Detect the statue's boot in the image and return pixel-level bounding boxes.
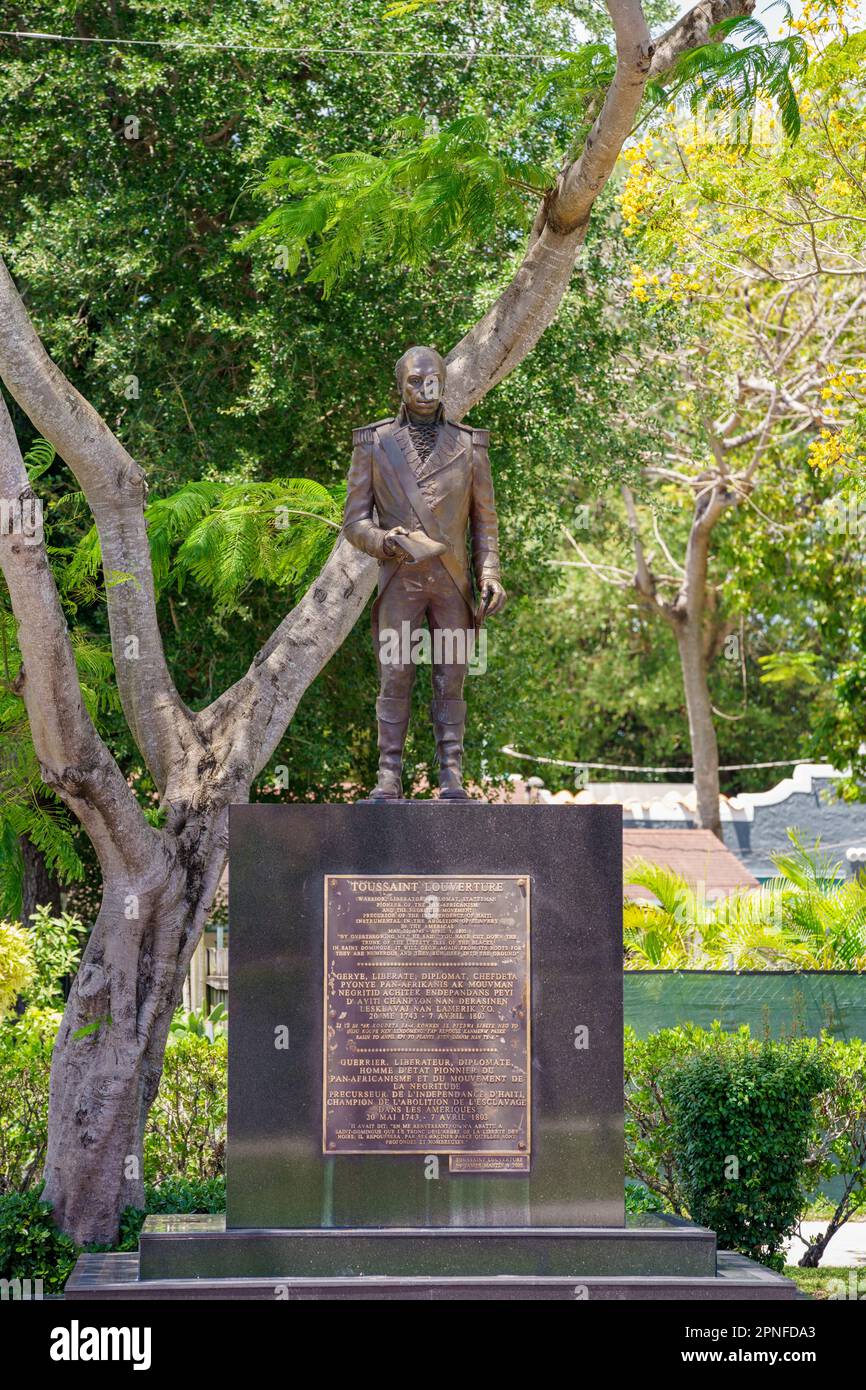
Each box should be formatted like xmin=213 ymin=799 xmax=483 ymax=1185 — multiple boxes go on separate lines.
xmin=368 ymin=696 xmax=410 ymax=800
xmin=431 ymin=698 xmax=471 ymax=800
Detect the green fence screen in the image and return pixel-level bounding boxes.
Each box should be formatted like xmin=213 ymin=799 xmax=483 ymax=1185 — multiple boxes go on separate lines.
xmin=624 ymin=970 xmax=866 ymax=1041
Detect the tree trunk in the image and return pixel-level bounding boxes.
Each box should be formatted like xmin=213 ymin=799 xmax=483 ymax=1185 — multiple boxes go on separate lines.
xmin=20 ymin=831 xmax=63 ymax=924
xmin=798 ymin=1200 xmax=855 ymax=1268
xmin=41 ymin=810 xmax=230 ymax=1244
xmin=798 ymin=1237 xmax=828 ymax=1269
xmin=625 ymin=481 xmax=727 ymax=842
xmin=673 ymin=616 xmax=723 ymax=840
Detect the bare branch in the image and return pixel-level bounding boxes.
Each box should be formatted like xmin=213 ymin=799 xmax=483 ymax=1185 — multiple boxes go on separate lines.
xmin=651 ymin=509 xmax=686 ymax=575
xmin=0 ymin=257 xmax=193 ymax=792
xmin=622 ymin=483 xmax=661 ymax=604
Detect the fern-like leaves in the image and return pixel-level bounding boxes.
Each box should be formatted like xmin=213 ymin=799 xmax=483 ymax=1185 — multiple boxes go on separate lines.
xmin=238 ymin=114 xmax=554 ymax=296
xmin=66 ymin=477 xmax=345 ymax=610
xmin=649 ymin=17 xmax=808 ymax=143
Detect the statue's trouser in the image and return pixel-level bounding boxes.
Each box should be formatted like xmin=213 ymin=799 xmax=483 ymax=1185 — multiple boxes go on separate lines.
xmin=373 ymin=559 xmax=473 ymax=797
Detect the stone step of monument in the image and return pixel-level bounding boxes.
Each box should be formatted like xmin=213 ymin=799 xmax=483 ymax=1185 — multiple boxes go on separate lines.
xmin=136 ymin=1213 xmax=718 ymax=1281
xmin=65 ymin=1250 xmax=802 ymax=1300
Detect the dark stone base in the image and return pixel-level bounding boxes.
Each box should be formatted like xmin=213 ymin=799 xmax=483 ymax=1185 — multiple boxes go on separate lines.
xmin=137 ymin=1213 xmax=715 ymax=1281
xmin=227 ymin=803 xmax=626 ymax=1230
xmin=65 ymin=1250 xmax=802 ymax=1301
xmin=63 ymin=1213 xmax=801 ymax=1300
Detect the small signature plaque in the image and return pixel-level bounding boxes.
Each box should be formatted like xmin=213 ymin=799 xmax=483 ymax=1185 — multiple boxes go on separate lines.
xmin=449 ymin=1154 xmax=531 ymax=1173
xmin=323 ymin=874 xmax=531 ymax=1160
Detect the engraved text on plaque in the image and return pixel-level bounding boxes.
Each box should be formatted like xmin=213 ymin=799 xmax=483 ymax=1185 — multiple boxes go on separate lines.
xmin=323 ymin=874 xmax=530 ymax=1159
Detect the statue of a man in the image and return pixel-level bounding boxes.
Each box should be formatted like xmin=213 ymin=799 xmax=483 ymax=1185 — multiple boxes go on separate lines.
xmin=343 ymin=346 xmax=506 ymax=801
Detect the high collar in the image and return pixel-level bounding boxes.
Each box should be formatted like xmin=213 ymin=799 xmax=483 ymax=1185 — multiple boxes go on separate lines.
xmin=397 ymin=401 xmax=446 ymax=428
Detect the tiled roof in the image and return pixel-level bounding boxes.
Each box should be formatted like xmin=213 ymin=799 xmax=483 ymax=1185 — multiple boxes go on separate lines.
xmin=623 ymin=828 xmax=759 ymax=900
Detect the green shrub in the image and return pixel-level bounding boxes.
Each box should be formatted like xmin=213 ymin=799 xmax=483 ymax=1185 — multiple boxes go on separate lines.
xmin=0 ymin=1013 xmax=226 ymax=1196
xmin=0 ymin=1190 xmax=78 ymax=1294
xmin=0 ymin=1176 xmax=228 ymax=1290
xmin=24 ymin=906 xmax=86 ymax=1010
xmin=0 ymin=1010 xmax=55 ymax=1194
xmin=169 ymin=1002 xmax=227 ymax=1041
xmin=624 ymin=1022 xmax=739 ymax=1216
xmin=625 ymin=1181 xmax=665 ymax=1214
xmin=144 ymin=1033 xmax=227 ymax=1183
xmin=665 ymin=1037 xmax=832 ymax=1269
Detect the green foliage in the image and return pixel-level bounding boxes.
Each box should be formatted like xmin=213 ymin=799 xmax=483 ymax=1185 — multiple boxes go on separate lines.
xmin=0 ymin=1010 xmax=55 ymax=1194
xmin=0 ymin=1176 xmax=227 ymax=1291
xmin=768 ymin=835 xmax=866 ymax=969
xmin=244 ymin=17 xmax=808 ymax=290
xmin=144 ymin=1033 xmax=227 ymax=1184
xmin=0 ymin=919 xmax=35 ymax=1017
xmin=759 ymin=651 xmax=822 ymax=687
xmin=624 ymin=1023 xmax=701 ymax=1216
xmin=817 ymin=613 xmax=866 ymax=798
xmin=0 ymin=1009 xmax=227 ymax=1287
xmin=0 ymin=603 xmax=107 ymax=918
xmin=804 ymin=1036 xmax=866 ymax=1264
xmin=0 ymin=1013 xmax=227 ymax=1200
xmin=22 ymin=906 xmax=86 ymax=1011
xmin=624 ymin=1180 xmax=666 ymax=1214
xmin=665 ymin=1036 xmax=832 ymax=1268
xmin=242 ymin=114 xmax=554 ymax=295
xmin=70 ymin=478 xmax=344 ymax=609
xmin=0 ymin=1190 xmax=79 ymax=1294
xmin=651 ymin=18 xmax=808 ymax=143
xmin=169 ymin=1001 xmax=228 ymax=1042
xmin=626 ymin=1023 xmax=866 ymax=1268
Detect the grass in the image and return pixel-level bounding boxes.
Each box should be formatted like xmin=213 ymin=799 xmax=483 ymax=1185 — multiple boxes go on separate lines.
xmin=784 ymin=1265 xmax=863 ymax=1299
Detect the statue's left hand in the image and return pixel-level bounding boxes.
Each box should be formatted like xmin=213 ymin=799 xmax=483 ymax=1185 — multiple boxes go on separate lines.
xmin=478 ymin=579 xmax=507 ymax=620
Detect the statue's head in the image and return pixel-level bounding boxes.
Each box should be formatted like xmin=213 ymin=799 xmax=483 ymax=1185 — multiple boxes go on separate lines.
xmin=395 ymin=345 xmax=445 ymax=419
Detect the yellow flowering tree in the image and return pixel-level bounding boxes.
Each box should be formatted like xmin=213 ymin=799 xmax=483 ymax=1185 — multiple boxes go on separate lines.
xmin=573 ymin=7 xmax=866 ymax=834
xmin=0 ymin=919 xmax=36 ymax=1018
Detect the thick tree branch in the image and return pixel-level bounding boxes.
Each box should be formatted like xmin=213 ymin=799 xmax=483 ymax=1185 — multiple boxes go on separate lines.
xmin=443 ymin=0 xmax=754 ymax=414
xmin=0 ymin=258 xmax=192 ymax=792
xmin=552 ymin=0 xmax=654 ymax=234
xmin=0 ymin=393 xmax=158 ymax=879
xmin=649 ymin=0 xmax=755 ymax=78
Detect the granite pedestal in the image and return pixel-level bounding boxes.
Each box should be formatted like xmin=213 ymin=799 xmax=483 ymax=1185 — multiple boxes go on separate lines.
xmin=66 ymin=804 xmax=801 ymax=1300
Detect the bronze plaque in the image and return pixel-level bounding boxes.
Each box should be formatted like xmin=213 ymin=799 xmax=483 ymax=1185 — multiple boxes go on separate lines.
xmin=323 ymin=874 xmax=531 ymax=1158
xmin=449 ymin=1154 xmax=530 ymax=1173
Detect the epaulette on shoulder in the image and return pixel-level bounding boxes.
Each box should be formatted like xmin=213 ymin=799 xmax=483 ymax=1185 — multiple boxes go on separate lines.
xmin=455 ymin=423 xmax=489 ymax=447
xmin=353 ymin=417 xmax=392 ymax=446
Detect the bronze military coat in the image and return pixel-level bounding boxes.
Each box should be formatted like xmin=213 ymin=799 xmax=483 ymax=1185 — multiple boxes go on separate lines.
xmin=342 ymin=404 xmax=501 ymax=613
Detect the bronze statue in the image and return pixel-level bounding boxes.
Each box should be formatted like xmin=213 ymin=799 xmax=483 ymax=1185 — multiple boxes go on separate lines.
xmin=343 ymin=346 xmax=506 ymax=800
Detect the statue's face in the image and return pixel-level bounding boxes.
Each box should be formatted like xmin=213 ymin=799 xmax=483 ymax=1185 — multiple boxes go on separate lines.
xmin=399 ymin=350 xmax=443 ymax=418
